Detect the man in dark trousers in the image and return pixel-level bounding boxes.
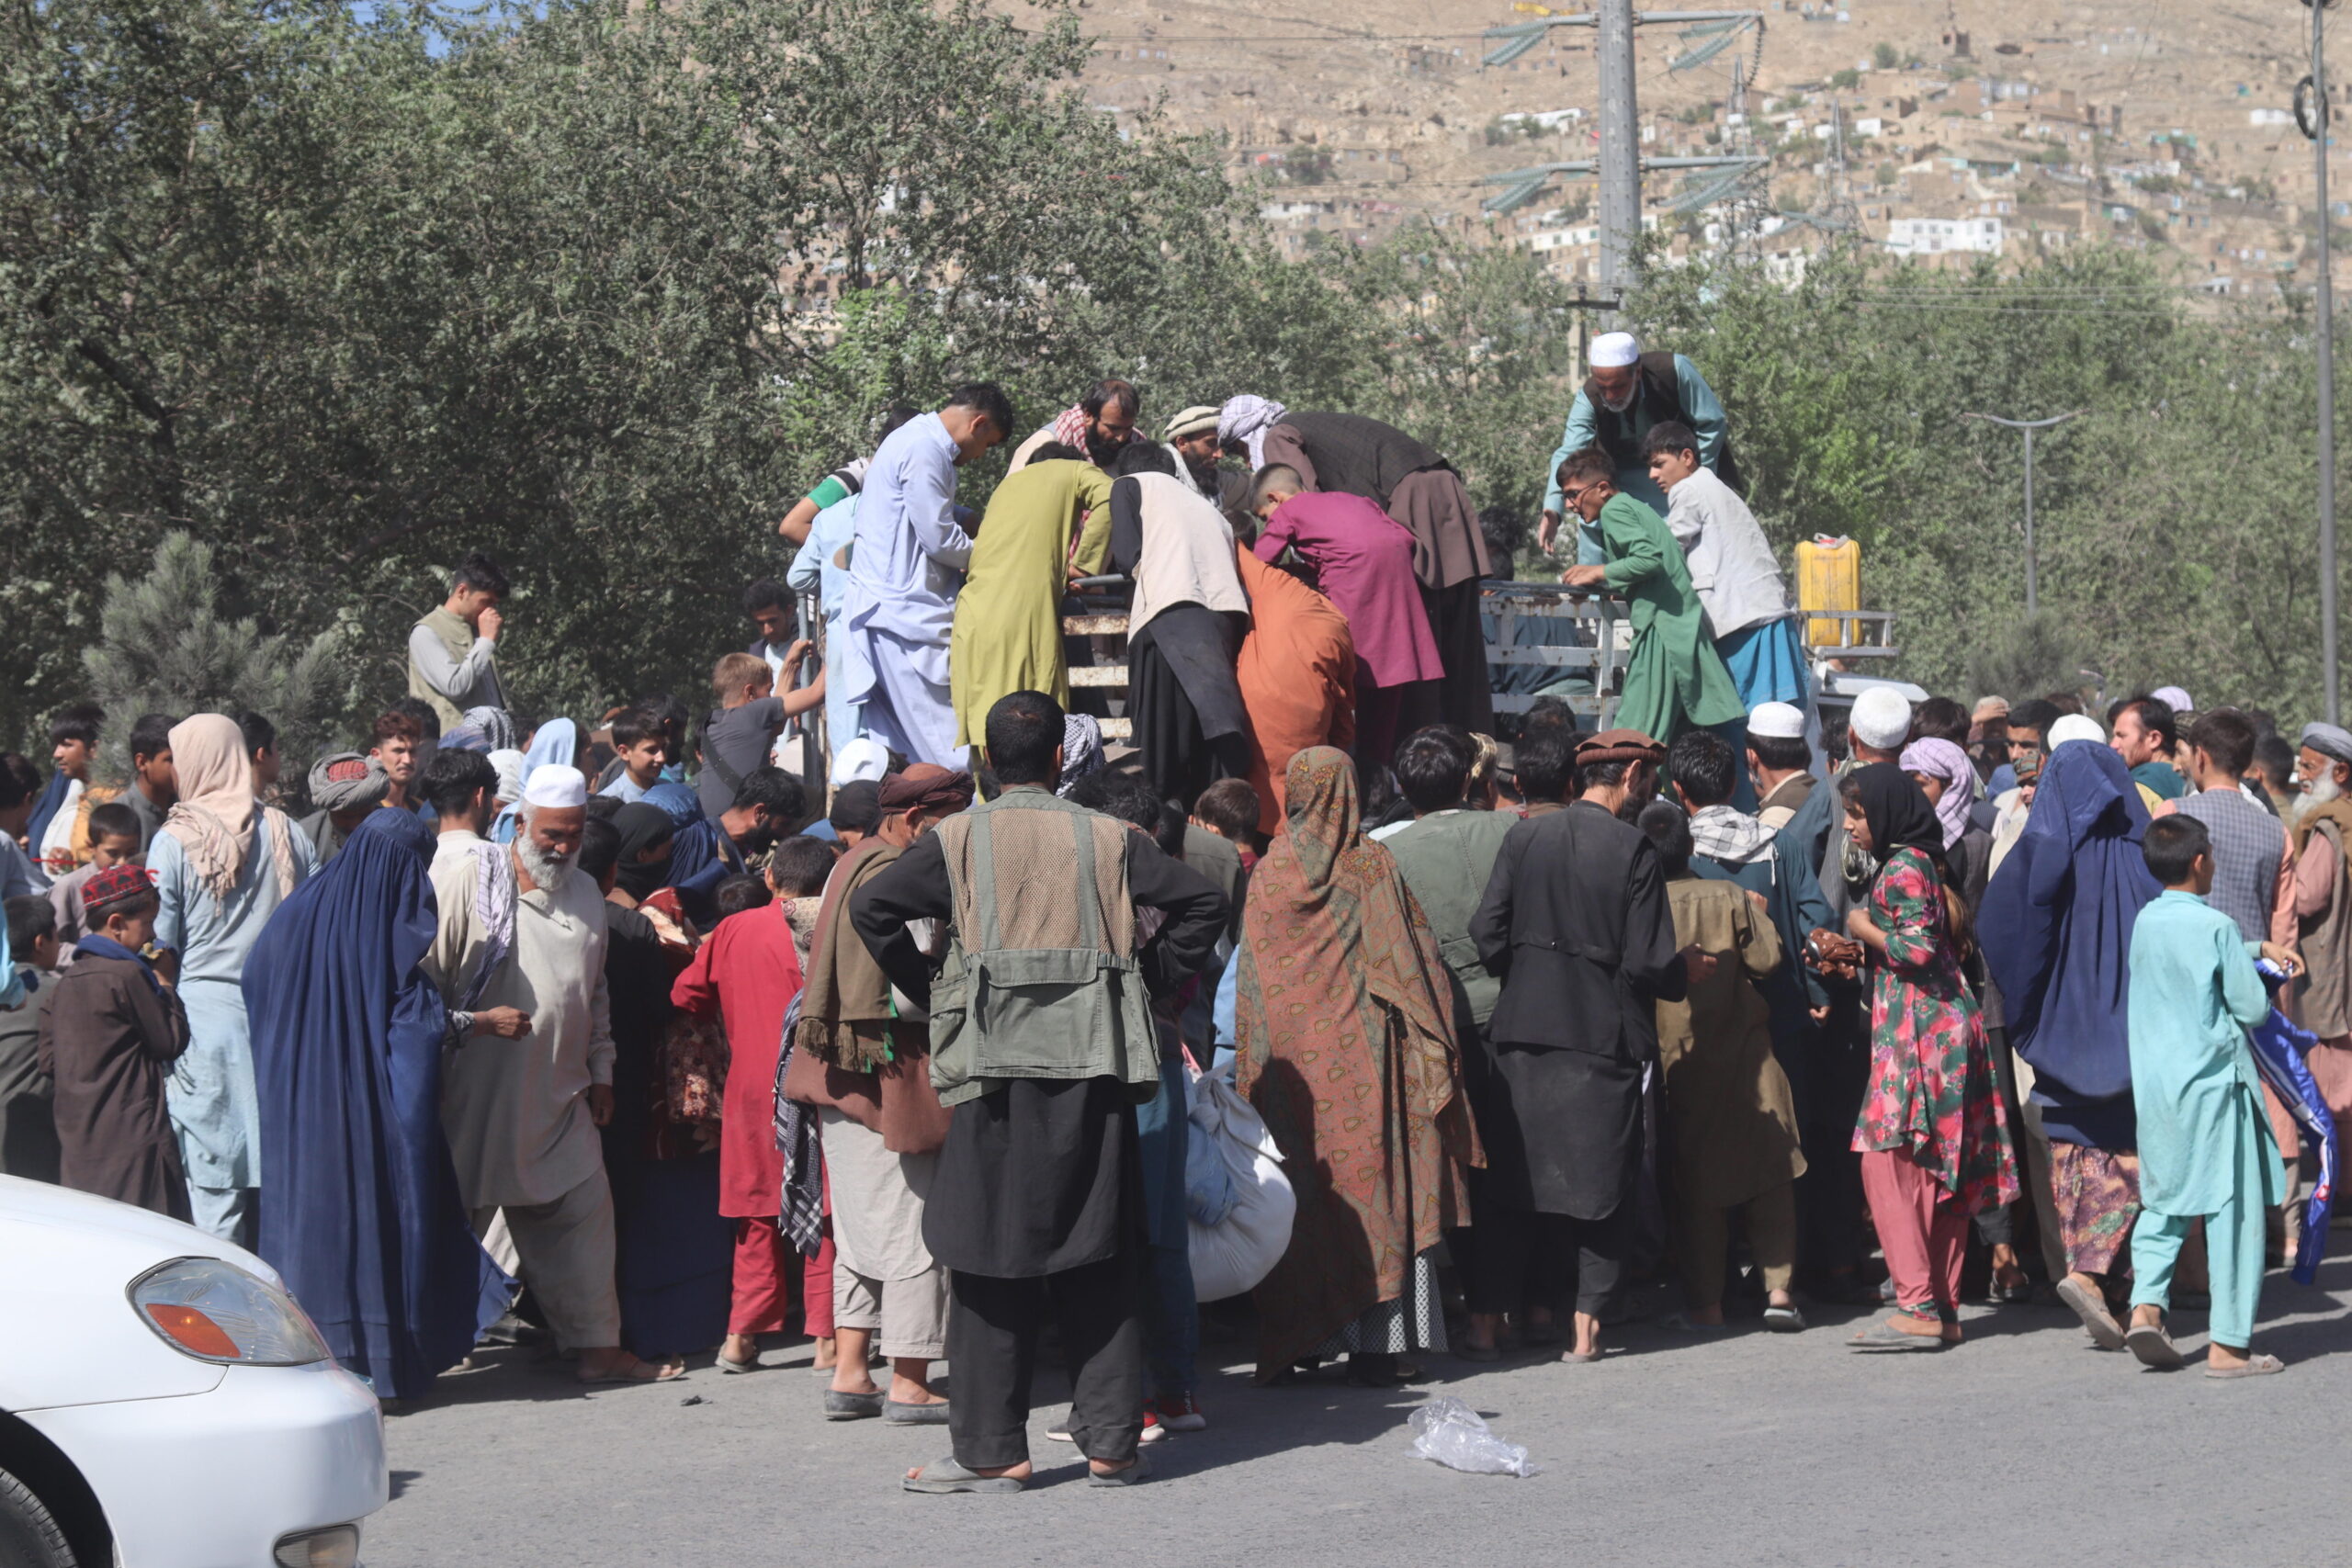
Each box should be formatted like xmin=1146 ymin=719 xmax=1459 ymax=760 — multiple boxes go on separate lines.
xmin=852 ymin=690 xmax=1226 ymax=1494
xmin=1469 ymin=728 xmax=1691 ymax=1363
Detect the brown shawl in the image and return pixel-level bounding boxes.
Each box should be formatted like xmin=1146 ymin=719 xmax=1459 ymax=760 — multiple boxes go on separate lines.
xmin=782 ymin=837 xmax=950 ymax=1153
xmin=791 ymin=839 xmax=905 ymax=1071
xmin=1234 ymin=746 xmax=1479 ymax=1380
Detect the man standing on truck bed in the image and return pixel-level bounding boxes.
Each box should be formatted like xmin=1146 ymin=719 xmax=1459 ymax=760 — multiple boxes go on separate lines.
xmin=1539 ymin=333 xmax=1735 ymax=564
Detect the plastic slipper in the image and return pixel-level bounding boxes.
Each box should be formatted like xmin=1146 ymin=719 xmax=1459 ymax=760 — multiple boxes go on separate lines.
xmin=2205 ymin=1352 xmax=2287 ymax=1380
xmin=1847 ymin=1320 xmax=1946 ymax=1352
xmin=823 ymin=1389 xmax=883 ymax=1420
xmin=903 ymin=1458 xmax=1024 ymax=1495
xmin=2125 ymin=1322 xmax=2185 ymax=1371
xmin=576 ymin=1355 xmax=684 ymax=1385
xmin=2056 ymin=1276 xmax=2127 ymax=1350
xmin=1762 ymin=1305 xmax=1807 ymax=1334
xmin=717 ymin=1354 xmax=759 ymax=1375
xmin=1560 ymin=1347 xmax=1603 ymax=1363
xmin=886 ymin=1399 xmax=952 ymax=1425
xmin=1088 ymin=1457 xmax=1151 ymax=1487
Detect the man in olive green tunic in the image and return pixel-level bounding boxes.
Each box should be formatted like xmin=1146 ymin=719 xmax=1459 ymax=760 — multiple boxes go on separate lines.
xmin=948 ymin=455 xmax=1114 ymax=750
xmin=1555 ymin=447 xmax=1743 ymax=749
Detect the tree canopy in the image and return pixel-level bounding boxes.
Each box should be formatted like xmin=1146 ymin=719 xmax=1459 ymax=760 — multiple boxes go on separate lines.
xmin=3 ymin=0 xmax=2345 ymax=760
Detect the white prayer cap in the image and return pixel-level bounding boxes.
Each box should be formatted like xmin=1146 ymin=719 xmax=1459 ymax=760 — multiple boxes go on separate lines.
xmin=1848 ymin=687 xmax=1913 ymax=751
xmin=1589 ymin=332 xmax=1640 ymax=369
xmin=2152 ymin=685 xmax=2194 ymax=715
xmin=2047 ymin=714 xmax=2106 ymax=749
xmin=1747 ymin=701 xmax=1805 ymax=740
xmin=521 ymin=763 xmax=588 ymax=809
xmin=830 ymin=736 xmax=890 ymax=788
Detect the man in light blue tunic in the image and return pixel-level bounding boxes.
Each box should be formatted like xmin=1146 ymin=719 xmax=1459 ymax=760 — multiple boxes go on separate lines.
xmin=787 ymin=491 xmax=866 ymax=753
xmin=153 ymin=714 xmax=317 ymax=1244
xmin=2123 ymin=813 xmax=2296 ymax=1377
xmin=837 ymin=383 xmax=1014 ymax=766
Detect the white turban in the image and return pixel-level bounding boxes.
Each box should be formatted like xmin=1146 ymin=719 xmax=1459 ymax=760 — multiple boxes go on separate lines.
xmin=2047 ymin=715 xmax=2106 ymax=749
xmin=1848 ymin=687 xmax=1914 ymax=752
xmin=1747 ymin=701 xmax=1806 ymax=740
xmin=521 ymin=763 xmax=588 ymax=809
xmin=1589 ymin=332 xmax=1639 ymax=369
xmin=488 ymin=749 xmax=527 ymax=807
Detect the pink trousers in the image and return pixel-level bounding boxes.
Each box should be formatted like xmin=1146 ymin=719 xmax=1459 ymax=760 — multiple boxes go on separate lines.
xmin=729 ymin=1222 xmax=836 ymax=1339
xmin=1860 ymin=1150 xmax=1966 ymax=1319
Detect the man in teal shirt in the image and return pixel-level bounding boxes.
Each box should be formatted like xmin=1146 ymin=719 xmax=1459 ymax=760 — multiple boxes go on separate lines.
xmin=2123 ymin=814 xmax=2299 ymax=1376
xmin=1540 ymin=332 xmax=1731 ymax=563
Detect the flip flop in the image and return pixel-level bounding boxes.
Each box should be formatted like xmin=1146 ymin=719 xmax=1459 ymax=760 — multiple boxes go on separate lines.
xmin=1847 ymin=1320 xmax=1946 ymax=1352
xmin=903 ymin=1458 xmax=1024 ymax=1495
xmin=2056 ymin=1276 xmax=2127 ymax=1350
xmin=1560 ymin=1347 xmax=1603 ymax=1363
xmin=1088 ymin=1457 xmax=1151 ymax=1487
xmin=2125 ymin=1322 xmax=2185 ymax=1371
xmin=886 ymin=1399 xmax=952 ymax=1425
xmin=576 ymin=1354 xmax=684 ymax=1385
xmin=2205 ymin=1352 xmax=2287 ymax=1380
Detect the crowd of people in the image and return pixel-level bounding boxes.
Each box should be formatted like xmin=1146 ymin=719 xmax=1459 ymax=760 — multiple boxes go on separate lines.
xmin=1 ymin=333 xmax=2344 ymax=1495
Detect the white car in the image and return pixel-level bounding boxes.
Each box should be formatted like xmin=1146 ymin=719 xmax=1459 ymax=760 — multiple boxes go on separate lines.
xmin=0 ymin=1176 xmax=386 ymax=1568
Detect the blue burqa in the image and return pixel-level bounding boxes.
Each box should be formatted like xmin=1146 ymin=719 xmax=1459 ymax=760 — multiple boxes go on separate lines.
xmin=245 ymin=809 xmax=509 ymax=1398
xmin=2251 ymin=962 xmax=2339 ymax=1285
xmin=1979 ymin=741 xmax=2161 ymax=1148
xmin=643 ymin=781 xmax=735 ymax=927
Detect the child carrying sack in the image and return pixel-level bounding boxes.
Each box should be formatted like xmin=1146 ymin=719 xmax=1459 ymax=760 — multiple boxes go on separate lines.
xmin=1185 ymin=1061 xmax=1295 ymax=1302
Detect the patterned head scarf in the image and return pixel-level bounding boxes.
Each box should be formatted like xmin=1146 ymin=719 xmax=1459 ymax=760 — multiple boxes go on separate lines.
xmin=1056 ymin=715 xmax=1106 ymax=796
xmin=1216 ymin=394 xmax=1287 ymax=472
xmin=163 ymin=714 xmax=299 ymax=900
xmin=464 ymin=707 xmax=518 ymax=753
xmin=308 ymin=753 xmax=388 ymax=813
xmin=1899 ymin=737 xmax=1978 ymax=851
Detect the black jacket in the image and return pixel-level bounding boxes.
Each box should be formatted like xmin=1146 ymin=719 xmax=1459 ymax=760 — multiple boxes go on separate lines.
xmin=1470 ymin=802 xmax=1686 ymax=1059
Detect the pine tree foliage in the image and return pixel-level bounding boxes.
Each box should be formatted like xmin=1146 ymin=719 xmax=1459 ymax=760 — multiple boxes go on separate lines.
xmin=80 ymin=534 xmax=348 ymax=780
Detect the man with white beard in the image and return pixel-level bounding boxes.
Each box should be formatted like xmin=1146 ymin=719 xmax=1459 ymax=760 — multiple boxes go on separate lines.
xmin=1537 ymin=332 xmax=1734 ymax=560
xmin=425 ymin=763 xmax=679 ymax=1383
xmin=2290 ymin=723 xmax=2352 ymax=1123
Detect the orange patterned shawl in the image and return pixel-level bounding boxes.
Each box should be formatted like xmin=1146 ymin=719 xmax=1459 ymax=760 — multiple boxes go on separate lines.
xmin=1233 ymin=746 xmax=1479 ymax=1379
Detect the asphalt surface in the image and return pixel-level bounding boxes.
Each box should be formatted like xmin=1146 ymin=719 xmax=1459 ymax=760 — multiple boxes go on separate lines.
xmin=365 ymin=1258 xmax=2352 ymax=1567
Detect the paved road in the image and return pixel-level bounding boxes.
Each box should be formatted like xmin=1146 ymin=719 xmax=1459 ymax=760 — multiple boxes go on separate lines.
xmin=366 ymin=1259 xmax=2352 ymax=1567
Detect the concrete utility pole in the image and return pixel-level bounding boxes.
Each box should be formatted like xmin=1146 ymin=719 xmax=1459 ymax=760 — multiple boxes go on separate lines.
xmin=1597 ymin=0 xmax=1642 ymax=301
xmin=1962 ymin=410 xmax=2086 ymax=619
xmin=2312 ymin=0 xmax=2343 ymax=722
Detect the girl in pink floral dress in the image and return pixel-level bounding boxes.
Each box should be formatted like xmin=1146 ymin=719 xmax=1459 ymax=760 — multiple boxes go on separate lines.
xmin=1839 ymin=764 xmax=2020 ymax=1349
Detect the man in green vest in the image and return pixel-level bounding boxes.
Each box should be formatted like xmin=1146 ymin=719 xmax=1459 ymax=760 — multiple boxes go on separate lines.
xmin=407 ymin=551 xmax=510 ymax=732
xmin=853 ymin=690 xmax=1226 ymax=1495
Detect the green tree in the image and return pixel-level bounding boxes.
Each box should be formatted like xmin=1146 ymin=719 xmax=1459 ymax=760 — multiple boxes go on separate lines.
xmin=80 ymin=534 xmax=349 ymax=781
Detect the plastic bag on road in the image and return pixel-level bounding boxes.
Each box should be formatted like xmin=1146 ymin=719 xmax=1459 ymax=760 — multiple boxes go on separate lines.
xmin=1406 ymin=1396 xmax=1539 ymax=1478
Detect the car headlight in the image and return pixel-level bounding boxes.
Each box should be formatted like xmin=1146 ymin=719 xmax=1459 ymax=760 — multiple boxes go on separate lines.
xmin=128 ymin=1257 xmax=331 ymax=1366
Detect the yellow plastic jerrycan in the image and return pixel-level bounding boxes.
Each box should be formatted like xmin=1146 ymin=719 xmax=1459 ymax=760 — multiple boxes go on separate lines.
xmin=1796 ymin=535 xmax=1860 ymax=648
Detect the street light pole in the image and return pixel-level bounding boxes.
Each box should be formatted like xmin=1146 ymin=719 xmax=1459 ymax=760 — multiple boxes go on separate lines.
xmin=2312 ymin=0 xmax=2342 ymax=721
xmin=1963 ymin=410 xmax=2086 ymax=619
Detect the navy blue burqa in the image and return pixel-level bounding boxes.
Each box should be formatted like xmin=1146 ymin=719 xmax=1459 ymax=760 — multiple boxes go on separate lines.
xmin=245 ymin=808 xmax=508 ymax=1398
xmin=1978 ymin=741 xmax=2161 ymax=1148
